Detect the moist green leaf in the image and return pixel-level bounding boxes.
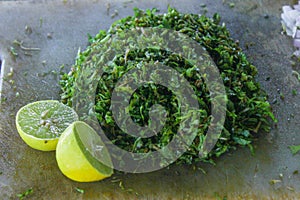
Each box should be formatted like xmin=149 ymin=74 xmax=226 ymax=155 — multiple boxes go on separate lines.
xmin=289 ymin=145 xmax=300 ymax=155
xmin=75 ymin=187 xmax=85 ymax=194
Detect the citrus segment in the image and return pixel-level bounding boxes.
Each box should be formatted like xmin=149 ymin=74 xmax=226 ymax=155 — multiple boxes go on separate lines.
xmin=56 ymin=121 xmax=113 ymax=182
xmin=15 ymin=100 xmax=78 ymax=151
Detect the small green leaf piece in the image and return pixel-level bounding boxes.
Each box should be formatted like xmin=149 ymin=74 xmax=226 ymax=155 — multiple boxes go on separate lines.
xmin=289 ymin=145 xmax=300 ymax=155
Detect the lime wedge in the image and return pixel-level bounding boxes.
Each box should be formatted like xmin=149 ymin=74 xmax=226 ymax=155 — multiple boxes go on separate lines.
xmin=56 ymin=121 xmax=113 ymax=182
xmin=15 ymin=100 xmax=78 ymax=151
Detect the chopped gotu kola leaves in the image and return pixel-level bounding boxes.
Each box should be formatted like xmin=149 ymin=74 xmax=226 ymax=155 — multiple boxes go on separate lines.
xmin=59 ymin=7 xmax=275 ymax=164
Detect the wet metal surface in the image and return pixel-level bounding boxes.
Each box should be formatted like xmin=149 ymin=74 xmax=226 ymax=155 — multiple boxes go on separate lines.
xmin=0 ymin=0 xmax=300 ymax=199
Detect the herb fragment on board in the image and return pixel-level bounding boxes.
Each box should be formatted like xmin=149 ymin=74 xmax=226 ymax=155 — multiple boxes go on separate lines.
xmin=118 ymin=181 xmax=137 ymax=194
xmin=289 ymin=145 xmax=300 ymax=155
xmin=111 ymin=10 xmax=119 ymax=19
xmin=292 ymin=70 xmax=300 ymax=81
xmin=9 ymin=46 xmax=18 ymax=58
xmin=106 ymin=3 xmax=111 ymax=15
xmin=75 ymin=187 xmax=85 ymax=194
xmin=269 ymin=179 xmax=281 ymax=185
xmin=287 ymin=186 xmax=295 ymax=191
xmin=25 ymin=25 xmax=32 ymax=34
xmin=13 ymin=40 xmax=41 ymax=51
xmin=39 ymin=17 xmax=43 ymax=28
xmin=16 ymin=188 xmax=33 ymax=200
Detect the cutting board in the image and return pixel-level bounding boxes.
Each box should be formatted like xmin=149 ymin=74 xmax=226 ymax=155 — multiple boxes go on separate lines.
xmin=0 ymin=0 xmax=299 ymax=199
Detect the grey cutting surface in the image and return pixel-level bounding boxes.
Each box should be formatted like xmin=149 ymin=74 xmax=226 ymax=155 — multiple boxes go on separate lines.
xmin=0 ymin=0 xmax=299 ymax=199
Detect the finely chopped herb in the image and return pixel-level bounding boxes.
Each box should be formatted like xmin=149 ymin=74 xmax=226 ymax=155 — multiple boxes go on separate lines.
xmin=16 ymin=188 xmax=33 ymax=200
xmin=289 ymin=145 xmax=300 ymax=155
xmin=60 ymin=8 xmax=275 ymax=164
xmin=75 ymin=187 xmax=85 ymax=194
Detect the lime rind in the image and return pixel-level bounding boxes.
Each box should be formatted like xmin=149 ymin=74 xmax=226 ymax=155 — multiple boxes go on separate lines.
xmin=56 ymin=124 xmax=103 ymax=182
xmin=73 ymin=121 xmax=113 ymax=176
xmin=56 ymin=121 xmax=113 ymax=182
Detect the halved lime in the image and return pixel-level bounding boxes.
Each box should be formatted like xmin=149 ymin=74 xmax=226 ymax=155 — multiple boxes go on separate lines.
xmin=15 ymin=100 xmax=79 ymax=151
xmin=56 ymin=121 xmax=113 ymax=182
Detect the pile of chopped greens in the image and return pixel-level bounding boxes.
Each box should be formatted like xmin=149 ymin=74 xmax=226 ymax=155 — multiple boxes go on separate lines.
xmin=60 ymin=7 xmax=275 ymax=164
